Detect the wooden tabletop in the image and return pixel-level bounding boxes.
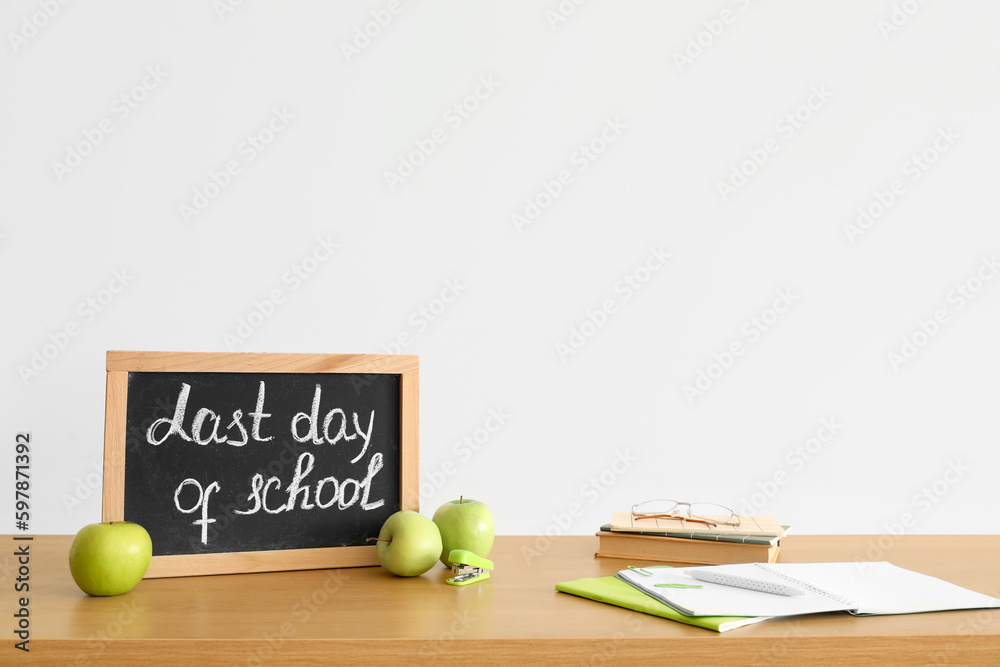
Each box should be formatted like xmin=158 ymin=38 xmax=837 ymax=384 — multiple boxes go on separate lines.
xmin=7 ymin=534 xmax=1000 ymax=666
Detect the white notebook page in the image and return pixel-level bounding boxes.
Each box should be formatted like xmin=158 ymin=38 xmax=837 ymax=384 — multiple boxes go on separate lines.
xmin=617 ymin=562 xmax=1000 ymax=618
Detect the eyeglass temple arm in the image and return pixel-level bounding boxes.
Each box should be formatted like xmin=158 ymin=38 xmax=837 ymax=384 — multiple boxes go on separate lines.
xmin=631 ymin=513 xmax=719 ymax=527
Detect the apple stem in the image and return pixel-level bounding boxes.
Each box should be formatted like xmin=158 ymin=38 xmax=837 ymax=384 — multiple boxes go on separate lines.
xmin=366 ymin=537 xmax=391 ymax=543
xmin=460 ymin=495 xmax=463 ymax=504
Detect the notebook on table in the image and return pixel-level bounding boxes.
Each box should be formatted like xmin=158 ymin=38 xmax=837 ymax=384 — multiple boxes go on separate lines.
xmin=555 ymin=574 xmax=770 ymax=632
xmin=609 ymin=512 xmax=785 ymax=538
xmin=616 ymin=562 xmax=1000 ymax=618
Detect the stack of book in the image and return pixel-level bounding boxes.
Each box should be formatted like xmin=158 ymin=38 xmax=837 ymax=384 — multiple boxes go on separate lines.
xmin=595 ymin=512 xmax=787 ymax=565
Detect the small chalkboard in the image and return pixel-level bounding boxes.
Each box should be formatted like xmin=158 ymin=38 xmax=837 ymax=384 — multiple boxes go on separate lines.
xmin=102 ymin=351 xmax=419 ymax=578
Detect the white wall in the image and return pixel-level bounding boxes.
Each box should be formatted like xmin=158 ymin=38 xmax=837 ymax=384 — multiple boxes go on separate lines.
xmin=2 ymin=1 xmax=998 ymax=539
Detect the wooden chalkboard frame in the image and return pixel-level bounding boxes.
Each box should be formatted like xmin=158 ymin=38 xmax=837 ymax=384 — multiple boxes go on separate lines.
xmin=102 ymin=351 xmax=419 ymax=578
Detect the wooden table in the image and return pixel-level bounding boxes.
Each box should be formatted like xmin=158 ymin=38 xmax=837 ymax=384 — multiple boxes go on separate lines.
xmin=7 ymin=534 xmax=1000 ymax=666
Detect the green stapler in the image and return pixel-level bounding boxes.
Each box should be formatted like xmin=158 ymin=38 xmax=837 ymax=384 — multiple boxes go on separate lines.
xmin=446 ymin=549 xmax=493 ymax=586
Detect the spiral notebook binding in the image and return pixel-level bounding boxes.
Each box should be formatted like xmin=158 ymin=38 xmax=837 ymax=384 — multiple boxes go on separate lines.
xmin=752 ymin=562 xmax=857 ymax=607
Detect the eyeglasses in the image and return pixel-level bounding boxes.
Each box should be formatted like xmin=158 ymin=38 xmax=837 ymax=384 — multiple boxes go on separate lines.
xmin=630 ymin=499 xmax=741 ymax=528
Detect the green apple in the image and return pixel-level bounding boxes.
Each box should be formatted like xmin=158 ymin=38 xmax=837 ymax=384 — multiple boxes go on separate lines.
xmin=68 ymin=521 xmax=152 ymax=596
xmin=433 ymin=497 xmax=494 ymax=567
xmin=374 ymin=511 xmax=442 ymax=577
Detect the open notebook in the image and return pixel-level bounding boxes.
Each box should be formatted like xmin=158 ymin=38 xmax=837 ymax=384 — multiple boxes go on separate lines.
xmin=616 ymin=562 xmax=1000 ymax=618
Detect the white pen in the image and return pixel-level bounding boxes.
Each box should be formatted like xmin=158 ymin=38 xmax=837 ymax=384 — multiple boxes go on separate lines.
xmin=684 ymin=569 xmax=806 ymax=597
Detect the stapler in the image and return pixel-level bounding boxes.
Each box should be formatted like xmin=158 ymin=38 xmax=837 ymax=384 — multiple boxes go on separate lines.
xmin=446 ymin=549 xmax=493 ymax=586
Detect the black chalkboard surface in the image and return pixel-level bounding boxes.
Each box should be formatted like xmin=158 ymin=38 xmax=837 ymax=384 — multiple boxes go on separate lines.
xmin=103 ymin=352 xmax=419 ymax=578
xmin=124 ymin=371 xmax=400 ymax=557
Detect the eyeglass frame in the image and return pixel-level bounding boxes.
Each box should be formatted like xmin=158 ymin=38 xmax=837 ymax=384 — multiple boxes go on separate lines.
xmin=630 ymin=498 xmax=742 ymax=528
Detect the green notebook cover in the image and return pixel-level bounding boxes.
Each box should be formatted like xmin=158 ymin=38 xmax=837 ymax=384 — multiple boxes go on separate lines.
xmin=555 ymin=574 xmax=769 ymax=632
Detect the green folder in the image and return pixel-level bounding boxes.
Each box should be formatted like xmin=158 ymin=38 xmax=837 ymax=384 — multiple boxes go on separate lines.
xmin=555 ymin=575 xmax=769 ymax=632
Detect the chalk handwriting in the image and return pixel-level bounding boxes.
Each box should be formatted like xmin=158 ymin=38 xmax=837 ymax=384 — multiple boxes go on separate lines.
xmin=147 ymin=381 xmax=274 ymax=446
xmin=150 ymin=380 xmax=387 ymax=544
